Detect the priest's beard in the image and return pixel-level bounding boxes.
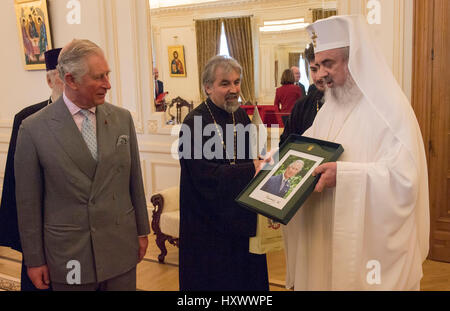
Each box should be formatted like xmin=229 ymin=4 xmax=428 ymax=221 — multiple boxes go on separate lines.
xmin=223 ymin=97 xmax=240 ymax=113
xmin=324 ymin=72 xmax=362 ymax=106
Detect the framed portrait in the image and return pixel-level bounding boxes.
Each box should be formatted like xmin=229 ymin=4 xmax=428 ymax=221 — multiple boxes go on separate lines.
xmin=14 ymin=0 xmax=53 ymax=70
xmin=236 ymin=135 xmax=344 ymax=225
xmin=168 ymin=45 xmax=186 ymax=77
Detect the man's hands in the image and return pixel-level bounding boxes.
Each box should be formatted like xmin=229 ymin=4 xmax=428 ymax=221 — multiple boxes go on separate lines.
xmin=138 ymin=236 xmax=148 ymax=262
xmin=253 ymin=149 xmax=277 ymax=176
xmin=28 ymin=265 xmax=50 ymax=290
xmin=312 ymin=162 xmax=337 ymax=192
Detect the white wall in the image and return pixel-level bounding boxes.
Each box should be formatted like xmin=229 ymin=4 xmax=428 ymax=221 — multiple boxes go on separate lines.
xmin=338 ymin=0 xmax=414 ymax=101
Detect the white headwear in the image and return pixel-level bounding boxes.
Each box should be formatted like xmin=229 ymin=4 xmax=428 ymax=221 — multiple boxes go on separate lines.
xmin=306 ymin=15 xmax=429 ymax=259
xmin=306 ymin=17 xmax=350 ymax=53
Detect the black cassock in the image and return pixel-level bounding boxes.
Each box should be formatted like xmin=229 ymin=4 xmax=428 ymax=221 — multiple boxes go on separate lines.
xmin=178 ymin=98 xmax=269 ymax=291
xmin=280 ymin=84 xmax=324 ymax=146
xmin=0 ymin=98 xmax=52 ymax=291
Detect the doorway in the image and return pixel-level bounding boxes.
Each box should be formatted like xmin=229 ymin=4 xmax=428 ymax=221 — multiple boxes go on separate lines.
xmin=412 ymin=0 xmax=450 ymax=262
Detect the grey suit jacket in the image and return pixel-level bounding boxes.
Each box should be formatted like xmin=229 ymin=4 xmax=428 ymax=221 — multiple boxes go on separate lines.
xmin=14 ymin=97 xmax=150 ymax=284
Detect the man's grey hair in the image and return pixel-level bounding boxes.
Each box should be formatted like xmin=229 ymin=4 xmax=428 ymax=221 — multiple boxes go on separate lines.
xmin=289 ymin=160 xmax=304 ymax=169
xmin=201 ymin=55 xmax=242 ymax=97
xmin=57 ymin=39 xmax=103 ymax=83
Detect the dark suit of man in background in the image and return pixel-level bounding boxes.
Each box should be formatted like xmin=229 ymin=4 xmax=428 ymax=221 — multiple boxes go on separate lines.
xmin=290 ymin=66 xmax=306 ymax=98
xmin=14 ymin=39 xmax=150 ymax=291
xmin=153 ymin=67 xmax=164 ymax=99
xmin=0 ymin=48 xmax=63 ymax=291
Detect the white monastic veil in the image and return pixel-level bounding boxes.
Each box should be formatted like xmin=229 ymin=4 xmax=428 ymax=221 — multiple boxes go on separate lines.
xmin=283 ymin=15 xmax=429 ymax=290
xmin=329 ymin=15 xmax=429 ymax=261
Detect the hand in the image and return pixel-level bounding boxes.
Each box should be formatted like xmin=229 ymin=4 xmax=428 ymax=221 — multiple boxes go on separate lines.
xmin=253 ymin=148 xmax=277 ymax=176
xmin=27 ymin=265 xmax=50 ymax=290
xmin=138 ymin=236 xmax=148 ymax=262
xmin=312 ymin=162 xmax=337 ymax=192
xmin=253 ymin=159 xmax=265 ymax=176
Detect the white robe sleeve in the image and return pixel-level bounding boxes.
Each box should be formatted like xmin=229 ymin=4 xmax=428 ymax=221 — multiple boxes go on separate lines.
xmin=333 ymin=142 xmax=424 ymax=290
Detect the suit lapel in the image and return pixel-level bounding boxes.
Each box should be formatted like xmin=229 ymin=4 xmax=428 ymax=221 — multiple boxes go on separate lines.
xmin=47 ymin=98 xmax=97 ymax=180
xmin=91 ymin=104 xmax=116 ymax=197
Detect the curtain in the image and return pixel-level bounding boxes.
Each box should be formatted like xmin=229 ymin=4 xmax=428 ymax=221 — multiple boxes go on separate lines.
xmin=195 ymin=19 xmax=221 ymax=101
xmin=312 ymin=8 xmax=337 ymax=22
xmin=223 ymin=16 xmax=255 ymax=104
xmin=289 ymin=52 xmax=301 ymax=69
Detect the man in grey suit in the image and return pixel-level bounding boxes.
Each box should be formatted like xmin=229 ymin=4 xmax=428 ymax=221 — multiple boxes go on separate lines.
xmin=14 ymin=39 xmax=150 ymax=291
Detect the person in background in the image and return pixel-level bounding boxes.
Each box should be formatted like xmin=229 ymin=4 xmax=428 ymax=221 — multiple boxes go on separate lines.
xmin=153 ymin=67 xmax=164 ymax=99
xmin=274 ymin=69 xmax=302 ymax=117
xmin=0 ymin=48 xmax=63 ymax=291
xmin=290 ymin=66 xmax=306 ymax=97
xmin=280 ymin=43 xmax=325 ymax=145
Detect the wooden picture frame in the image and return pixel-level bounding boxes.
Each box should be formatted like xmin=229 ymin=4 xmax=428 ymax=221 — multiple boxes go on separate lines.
xmin=168 ymin=45 xmax=186 ymax=77
xmin=14 ymin=0 xmax=53 ymax=70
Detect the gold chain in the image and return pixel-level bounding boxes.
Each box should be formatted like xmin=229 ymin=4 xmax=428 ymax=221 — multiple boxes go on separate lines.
xmin=205 ymin=101 xmax=236 ymax=165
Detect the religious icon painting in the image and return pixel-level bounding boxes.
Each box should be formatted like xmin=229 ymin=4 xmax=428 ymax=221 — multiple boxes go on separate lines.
xmin=236 ymin=134 xmax=344 ymax=225
xmin=168 ymin=45 xmax=186 ymax=77
xmin=14 ymin=0 xmax=53 ymax=70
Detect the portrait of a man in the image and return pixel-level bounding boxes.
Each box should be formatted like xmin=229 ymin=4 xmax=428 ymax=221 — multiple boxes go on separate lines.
xmin=261 ymin=160 xmax=304 ymax=198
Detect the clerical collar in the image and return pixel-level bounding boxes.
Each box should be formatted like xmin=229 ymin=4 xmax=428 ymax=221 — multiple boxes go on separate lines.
xmin=206 ymin=98 xmax=231 ymax=117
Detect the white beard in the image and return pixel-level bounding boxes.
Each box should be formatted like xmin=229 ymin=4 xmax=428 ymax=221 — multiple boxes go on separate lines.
xmin=325 ymin=73 xmax=362 ymax=106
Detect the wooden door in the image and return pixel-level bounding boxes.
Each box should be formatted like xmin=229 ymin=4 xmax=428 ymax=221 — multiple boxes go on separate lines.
xmin=412 ymin=0 xmax=450 ymax=262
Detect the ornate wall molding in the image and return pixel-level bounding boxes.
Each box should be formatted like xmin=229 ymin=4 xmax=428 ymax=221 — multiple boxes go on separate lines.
xmin=102 ymin=0 xmax=146 ymax=134
xmin=149 ymin=160 xmax=180 ymax=194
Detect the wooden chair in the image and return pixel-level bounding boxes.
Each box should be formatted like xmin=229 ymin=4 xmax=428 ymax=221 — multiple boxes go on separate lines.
xmin=150 ymin=186 xmax=180 ymax=263
xmin=173 ymin=96 xmax=193 ymax=124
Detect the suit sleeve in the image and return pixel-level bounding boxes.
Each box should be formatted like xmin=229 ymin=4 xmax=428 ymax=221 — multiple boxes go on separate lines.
xmin=127 ymin=112 xmax=150 ymax=236
xmin=14 ymin=123 xmax=46 ymax=267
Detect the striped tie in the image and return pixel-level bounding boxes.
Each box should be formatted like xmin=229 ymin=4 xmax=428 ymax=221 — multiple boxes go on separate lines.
xmin=79 ymin=109 xmax=97 ymax=161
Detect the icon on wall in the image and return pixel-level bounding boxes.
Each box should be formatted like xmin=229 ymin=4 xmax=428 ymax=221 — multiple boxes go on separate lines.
xmin=14 ymin=0 xmax=53 ymax=70
xmin=168 ymin=45 xmax=186 ymax=77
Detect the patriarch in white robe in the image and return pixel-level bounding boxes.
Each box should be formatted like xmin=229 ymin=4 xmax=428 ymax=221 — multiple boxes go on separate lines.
xmin=283 ymin=15 xmax=429 ymax=291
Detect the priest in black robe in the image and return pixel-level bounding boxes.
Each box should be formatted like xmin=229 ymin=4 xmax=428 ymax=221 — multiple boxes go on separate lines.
xmin=280 ymin=44 xmax=325 ymax=145
xmin=178 ymin=56 xmax=269 ymax=291
xmin=0 ymin=48 xmax=62 ymax=291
